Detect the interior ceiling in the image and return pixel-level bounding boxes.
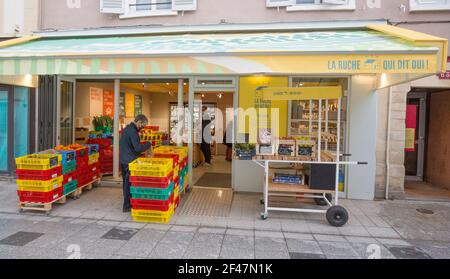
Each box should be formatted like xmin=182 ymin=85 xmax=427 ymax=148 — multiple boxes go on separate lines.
xmin=121 ymin=82 xmax=189 ymax=94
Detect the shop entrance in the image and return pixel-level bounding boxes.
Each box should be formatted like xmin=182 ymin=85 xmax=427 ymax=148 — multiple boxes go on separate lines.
xmin=404 ymin=89 xmax=450 ymax=201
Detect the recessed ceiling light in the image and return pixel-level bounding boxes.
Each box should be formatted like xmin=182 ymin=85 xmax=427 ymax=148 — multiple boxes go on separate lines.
xmin=201 ymin=94 xmax=205 ymax=98
xmin=166 ymin=82 xmax=170 ymax=86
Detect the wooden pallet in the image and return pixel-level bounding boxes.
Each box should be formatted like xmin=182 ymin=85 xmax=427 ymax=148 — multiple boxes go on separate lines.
xmin=72 ymin=178 xmax=101 ymax=198
xmin=18 ymin=195 xmax=68 ymax=215
xmin=18 ymin=178 xmax=102 ymax=214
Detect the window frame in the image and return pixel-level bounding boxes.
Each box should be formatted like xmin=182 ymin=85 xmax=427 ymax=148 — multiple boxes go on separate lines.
xmin=409 ymin=0 xmax=450 ymax=11
xmin=287 ymin=0 xmax=356 ymax=11
xmin=120 ymin=0 xmax=177 ymax=19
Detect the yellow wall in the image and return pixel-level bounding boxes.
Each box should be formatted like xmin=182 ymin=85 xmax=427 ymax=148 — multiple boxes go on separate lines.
xmin=238 ymin=76 xmax=288 ymax=142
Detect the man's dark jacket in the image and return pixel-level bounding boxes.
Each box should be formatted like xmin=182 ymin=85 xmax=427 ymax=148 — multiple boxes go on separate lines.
xmin=119 ymin=122 xmax=151 ymax=165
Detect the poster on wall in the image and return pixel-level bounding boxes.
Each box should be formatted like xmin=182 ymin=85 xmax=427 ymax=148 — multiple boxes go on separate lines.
xmin=134 ymin=95 xmax=143 ymax=117
xmin=89 ymin=87 xmax=103 ymax=117
xmin=405 ymin=104 xmax=417 ymax=152
xmin=103 ymin=90 xmax=114 ymax=117
xmin=125 ymin=92 xmax=134 ymax=118
xmin=119 ymin=92 xmax=125 ymax=117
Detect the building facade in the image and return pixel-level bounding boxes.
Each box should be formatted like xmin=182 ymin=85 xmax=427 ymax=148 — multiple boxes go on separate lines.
xmin=2 ymin=0 xmax=450 ymax=199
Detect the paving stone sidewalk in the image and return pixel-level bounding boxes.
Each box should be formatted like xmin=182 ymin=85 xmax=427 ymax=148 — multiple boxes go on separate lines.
xmin=1 ymin=181 xmax=450 ymax=259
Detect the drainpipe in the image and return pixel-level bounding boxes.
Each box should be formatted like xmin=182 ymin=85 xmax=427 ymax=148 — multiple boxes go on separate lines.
xmin=385 ymin=87 xmax=393 ymax=200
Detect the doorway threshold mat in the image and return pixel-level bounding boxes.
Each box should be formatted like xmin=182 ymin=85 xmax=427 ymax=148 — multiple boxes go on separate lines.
xmin=177 ymin=188 xmax=233 ymax=217
xmin=195 ymin=172 xmax=232 ymax=188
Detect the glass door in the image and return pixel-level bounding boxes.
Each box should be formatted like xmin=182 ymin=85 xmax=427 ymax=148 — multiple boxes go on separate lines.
xmin=0 ymin=87 xmax=10 ymax=172
xmin=59 ymin=79 xmax=75 ymax=146
xmin=14 ymin=87 xmax=30 ymax=159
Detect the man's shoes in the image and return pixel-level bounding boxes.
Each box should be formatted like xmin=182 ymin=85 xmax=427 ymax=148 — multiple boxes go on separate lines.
xmin=122 ymin=206 xmax=131 ymax=213
xmin=204 ymin=163 xmax=211 ymax=167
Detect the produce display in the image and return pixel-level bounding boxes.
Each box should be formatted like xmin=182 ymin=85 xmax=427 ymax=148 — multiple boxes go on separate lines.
xmin=128 ymin=146 xmax=189 ymax=224
xmin=87 ymin=138 xmax=113 ymax=174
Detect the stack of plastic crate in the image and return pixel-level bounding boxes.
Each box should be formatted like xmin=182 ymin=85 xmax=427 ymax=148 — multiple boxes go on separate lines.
xmin=62 ymin=145 xmax=90 ymax=187
xmin=153 ymin=146 xmax=189 ymax=208
xmin=15 ymin=154 xmax=64 ymax=204
xmin=85 ymin=144 xmax=101 ymax=182
xmin=128 ymin=158 xmax=176 ymax=224
xmin=87 ymin=138 xmax=113 ymax=174
xmin=55 ymin=149 xmax=78 ymax=196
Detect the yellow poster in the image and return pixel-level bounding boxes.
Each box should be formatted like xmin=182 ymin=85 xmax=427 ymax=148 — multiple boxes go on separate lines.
xmin=125 ymin=92 xmax=135 ymax=118
xmin=238 ymin=76 xmax=288 ymax=143
xmin=405 ymin=128 xmax=415 ymax=151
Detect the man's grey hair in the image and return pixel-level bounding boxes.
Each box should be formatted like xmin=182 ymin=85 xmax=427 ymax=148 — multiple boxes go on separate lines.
xmin=134 ymin=114 xmax=148 ymax=123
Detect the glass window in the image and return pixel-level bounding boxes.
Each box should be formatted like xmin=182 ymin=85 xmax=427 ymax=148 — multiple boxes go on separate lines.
xmin=135 ymin=0 xmax=172 ymax=11
xmin=13 ymin=87 xmax=29 ymax=159
xmin=0 ymin=90 xmax=8 ymax=171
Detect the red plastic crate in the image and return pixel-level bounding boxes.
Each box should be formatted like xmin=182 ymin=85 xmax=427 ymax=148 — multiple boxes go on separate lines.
xmin=174 ymin=196 xmax=180 ymax=209
xmin=63 ymin=171 xmax=77 ymax=185
xmin=18 ymin=187 xmax=63 ymax=203
xmin=130 ymin=193 xmax=174 ymax=211
xmin=16 ymin=166 xmax=62 ymax=181
xmin=87 ymin=138 xmax=112 ymax=149
xmin=129 ymin=172 xmax=173 ymax=186
xmin=180 ymin=157 xmax=188 ymax=168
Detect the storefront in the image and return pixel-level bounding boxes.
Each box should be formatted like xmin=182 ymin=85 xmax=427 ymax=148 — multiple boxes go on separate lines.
xmin=0 ymin=23 xmax=447 ymax=201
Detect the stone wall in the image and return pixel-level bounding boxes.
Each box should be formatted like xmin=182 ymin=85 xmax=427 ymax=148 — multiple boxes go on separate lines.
xmin=375 ymin=83 xmax=410 ymax=199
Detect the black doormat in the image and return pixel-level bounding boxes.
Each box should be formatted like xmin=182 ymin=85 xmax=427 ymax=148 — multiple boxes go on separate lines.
xmin=195 ymin=172 xmax=232 ymax=188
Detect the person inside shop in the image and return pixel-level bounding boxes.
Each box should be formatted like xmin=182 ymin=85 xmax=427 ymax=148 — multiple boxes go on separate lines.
xmin=223 ymin=121 xmax=233 ymax=162
xmin=201 ymin=106 xmax=212 ymax=167
xmin=119 ymin=114 xmax=152 ymax=212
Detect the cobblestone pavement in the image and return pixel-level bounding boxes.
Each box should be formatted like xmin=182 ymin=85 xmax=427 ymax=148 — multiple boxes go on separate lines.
xmin=1 ymin=181 xmax=450 ymax=259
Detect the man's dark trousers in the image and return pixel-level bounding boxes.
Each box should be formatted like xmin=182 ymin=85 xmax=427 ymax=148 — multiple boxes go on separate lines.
xmin=121 ymin=163 xmax=132 ymax=210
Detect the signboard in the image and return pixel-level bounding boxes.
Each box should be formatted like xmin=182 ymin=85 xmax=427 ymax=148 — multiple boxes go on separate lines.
xmin=125 ymin=92 xmax=134 ymax=118
xmin=134 ymin=95 xmax=143 ymax=117
xmin=438 ymin=71 xmax=450 ymax=80
xmin=89 ymin=87 xmax=103 ymax=117
xmin=259 ymin=86 xmax=342 ymax=101
xmin=103 ymin=90 xmax=114 ymax=117
xmin=405 ymin=105 xmax=417 ymax=152
xmin=119 ymin=92 xmax=125 ymax=117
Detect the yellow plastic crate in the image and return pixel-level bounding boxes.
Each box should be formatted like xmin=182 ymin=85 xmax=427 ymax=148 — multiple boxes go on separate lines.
xmin=153 ymin=146 xmax=188 ymax=161
xmin=17 ymin=176 xmax=63 ymax=192
xmin=130 ymin=169 xmax=172 ymax=177
xmin=131 ymin=205 xmax=174 ymax=220
xmin=129 ymin=158 xmax=173 ymax=172
xmin=88 ymin=153 xmax=99 ymax=164
xmin=132 ymin=215 xmax=172 ymax=224
xmin=174 ymin=186 xmax=179 ymax=200
xmin=15 ymin=154 xmax=62 ymax=170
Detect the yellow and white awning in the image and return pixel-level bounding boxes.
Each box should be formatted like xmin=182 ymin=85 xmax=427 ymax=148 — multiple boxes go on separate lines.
xmin=0 ymin=24 xmax=447 ymax=76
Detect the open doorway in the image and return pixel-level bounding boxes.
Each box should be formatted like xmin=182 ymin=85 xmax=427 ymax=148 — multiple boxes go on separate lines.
xmin=191 ymin=91 xmax=234 ymax=189
xmin=404 ymin=89 xmax=450 ymax=201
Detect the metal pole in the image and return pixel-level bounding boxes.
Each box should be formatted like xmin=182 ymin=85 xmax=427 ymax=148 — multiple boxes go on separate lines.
xmin=265 ymin=160 xmax=269 ymax=216
xmin=325 ymin=99 xmax=328 ymax=152
xmin=335 ymin=97 xmax=341 ymax=205
xmin=188 ymin=78 xmax=194 ymax=188
xmin=113 ymin=79 xmax=120 ymax=179
xmin=177 ymin=78 xmax=184 ymax=147
xmin=318 ymin=99 xmax=322 ymax=162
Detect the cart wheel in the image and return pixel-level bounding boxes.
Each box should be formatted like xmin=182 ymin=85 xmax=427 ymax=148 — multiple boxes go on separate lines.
xmin=260 ymin=213 xmax=268 ymax=220
xmin=314 ymin=194 xmax=332 ymax=206
xmin=326 ymin=206 xmax=348 ymax=227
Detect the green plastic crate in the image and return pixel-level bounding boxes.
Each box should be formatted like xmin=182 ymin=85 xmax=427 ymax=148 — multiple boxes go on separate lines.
xmin=63 ymin=180 xmax=78 ymax=195
xmin=62 ymin=161 xmax=77 ymax=175
xmin=131 ymin=182 xmax=174 ymax=197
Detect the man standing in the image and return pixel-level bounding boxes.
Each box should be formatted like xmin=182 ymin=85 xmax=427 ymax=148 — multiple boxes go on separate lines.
xmin=119 ymin=114 xmax=152 ymax=212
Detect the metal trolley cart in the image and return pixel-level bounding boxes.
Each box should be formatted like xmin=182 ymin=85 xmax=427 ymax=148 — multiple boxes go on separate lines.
xmin=251 ymin=85 xmax=367 ymax=227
